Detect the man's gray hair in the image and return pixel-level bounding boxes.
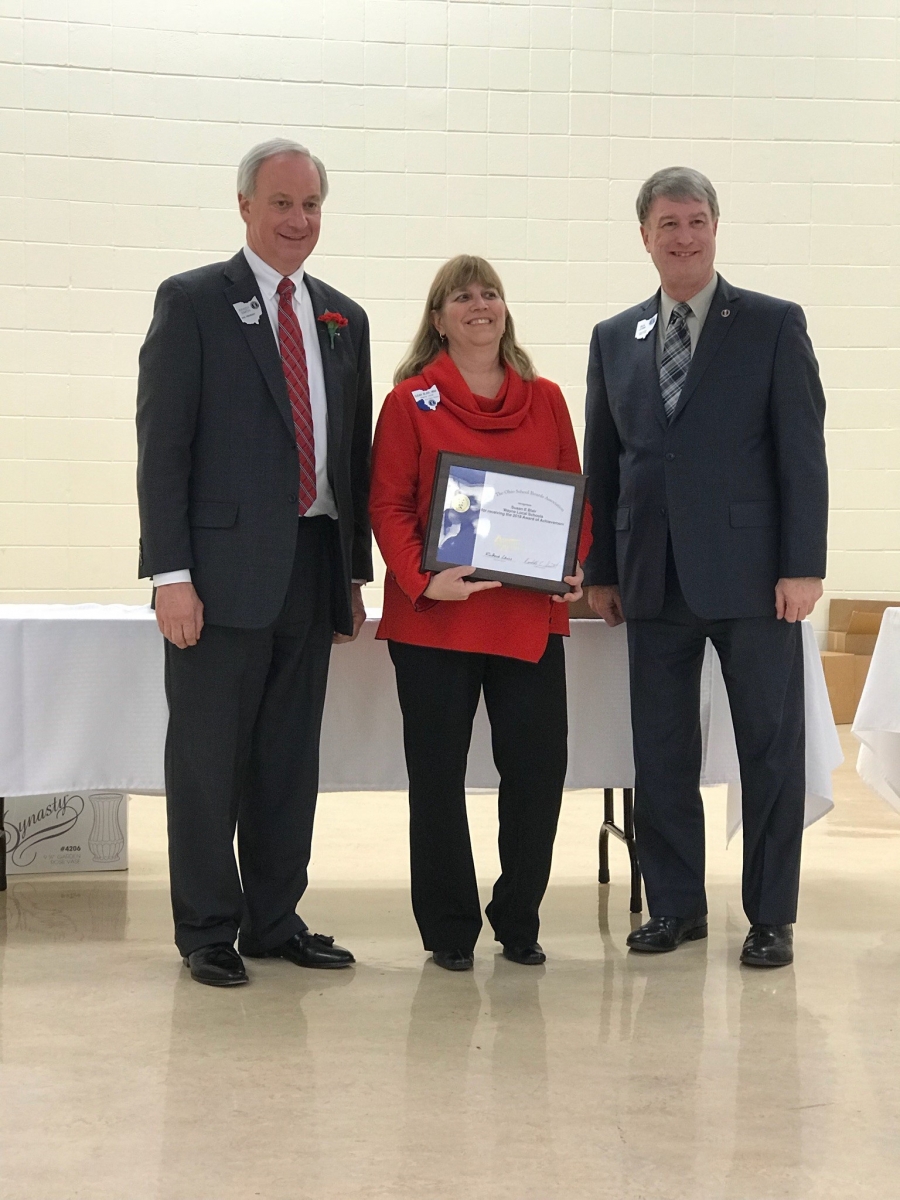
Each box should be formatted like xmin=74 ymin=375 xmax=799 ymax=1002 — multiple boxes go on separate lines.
xmin=237 ymin=138 xmax=329 ymax=201
xmin=636 ymin=167 xmax=719 ymax=225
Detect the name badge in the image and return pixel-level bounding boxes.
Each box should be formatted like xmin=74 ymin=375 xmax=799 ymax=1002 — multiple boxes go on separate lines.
xmin=635 ymin=314 xmax=658 ymax=340
xmin=233 ymin=297 xmax=262 ymax=325
xmin=413 ymin=385 xmax=441 ymax=411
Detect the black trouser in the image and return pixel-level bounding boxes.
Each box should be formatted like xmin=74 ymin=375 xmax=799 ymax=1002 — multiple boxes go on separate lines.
xmin=163 ymin=517 xmax=335 ymax=957
xmin=388 ymin=635 xmax=568 ymax=954
xmin=627 ymin=548 xmax=806 ymax=926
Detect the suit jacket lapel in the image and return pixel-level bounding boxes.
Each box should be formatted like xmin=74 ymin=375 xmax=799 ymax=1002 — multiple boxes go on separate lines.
xmin=305 ymin=274 xmax=345 ymax=468
xmin=223 ymin=251 xmax=295 ymax=443
xmin=633 ymin=292 xmax=667 ymax=433
xmin=670 ymin=276 xmax=740 ymax=422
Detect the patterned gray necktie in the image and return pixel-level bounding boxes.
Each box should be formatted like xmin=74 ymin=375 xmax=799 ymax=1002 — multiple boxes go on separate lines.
xmin=659 ymin=302 xmax=692 ymax=421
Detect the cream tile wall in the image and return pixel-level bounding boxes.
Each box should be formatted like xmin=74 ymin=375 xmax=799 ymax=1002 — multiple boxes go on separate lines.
xmin=1 ymin=0 xmax=897 ymax=618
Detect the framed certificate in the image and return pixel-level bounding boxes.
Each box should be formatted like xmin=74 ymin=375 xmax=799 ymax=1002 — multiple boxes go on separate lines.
xmin=421 ymin=452 xmax=587 ymax=595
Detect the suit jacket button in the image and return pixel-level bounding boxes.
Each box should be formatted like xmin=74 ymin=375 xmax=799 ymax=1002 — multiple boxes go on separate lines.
xmin=659 ymin=507 xmax=667 ymax=517
xmin=288 ymin=493 xmax=298 ymax=504
xmin=665 ymin=452 xmax=675 ymax=461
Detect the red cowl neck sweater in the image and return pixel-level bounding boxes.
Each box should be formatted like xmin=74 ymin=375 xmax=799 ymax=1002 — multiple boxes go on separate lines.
xmin=370 ymin=352 xmax=591 ymax=663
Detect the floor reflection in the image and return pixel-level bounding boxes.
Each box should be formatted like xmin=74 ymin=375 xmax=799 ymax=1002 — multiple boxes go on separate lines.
xmin=725 ymin=966 xmax=808 ymax=1198
xmin=1 ymin=746 xmax=898 ymax=1200
xmin=0 ymin=875 xmax=128 ymax=942
xmin=620 ymin=943 xmax=709 ymax=1194
xmin=853 ymin=924 xmax=900 ymax=1169
xmin=399 ymin=960 xmax=482 ymax=1183
xmin=597 ymin=882 xmax=641 ymax=1046
xmin=156 ymin=962 xmax=356 ymax=1199
xmin=484 ymin=958 xmax=556 ymax=1185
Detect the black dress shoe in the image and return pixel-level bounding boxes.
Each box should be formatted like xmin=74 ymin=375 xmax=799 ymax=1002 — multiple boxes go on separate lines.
xmin=502 ymin=942 xmax=546 ymax=966
xmin=626 ymin=915 xmax=708 ymax=954
xmin=182 ymin=943 xmax=248 ymax=987
xmin=247 ymin=931 xmax=355 ymax=969
xmin=432 ymin=949 xmax=474 ymax=971
xmin=741 ymin=923 xmax=793 ymax=968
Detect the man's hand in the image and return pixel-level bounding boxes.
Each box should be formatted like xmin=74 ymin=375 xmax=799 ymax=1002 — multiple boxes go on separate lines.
xmin=775 ymin=577 xmax=823 ymax=623
xmin=155 ymin=581 xmax=204 ymax=648
xmin=585 ymin=584 xmax=625 ymax=626
xmin=551 ymin=562 xmax=585 ymax=604
xmin=423 ymin=565 xmax=503 ymax=602
xmin=333 ymin=583 xmax=367 ymax=644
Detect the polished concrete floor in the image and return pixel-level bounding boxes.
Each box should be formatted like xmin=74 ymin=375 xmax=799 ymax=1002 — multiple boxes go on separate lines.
xmin=1 ymin=727 xmax=899 ymax=1200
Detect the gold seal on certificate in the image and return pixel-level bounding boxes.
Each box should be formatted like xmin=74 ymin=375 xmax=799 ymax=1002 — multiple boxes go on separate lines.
xmin=421 ymin=452 xmax=587 ymax=595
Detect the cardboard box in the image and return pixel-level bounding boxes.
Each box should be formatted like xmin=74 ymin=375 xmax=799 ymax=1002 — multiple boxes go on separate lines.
xmin=820 ymin=651 xmax=857 ymax=724
xmin=823 ymin=601 xmax=894 ymax=722
xmin=826 ymin=610 xmax=883 ymax=655
xmin=854 ymin=654 xmax=872 ymax=701
xmin=3 ymin=792 xmax=128 ymax=875
xmin=828 ymin=599 xmax=900 ymax=632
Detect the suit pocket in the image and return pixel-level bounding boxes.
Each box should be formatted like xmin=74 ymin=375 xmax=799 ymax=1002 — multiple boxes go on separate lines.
xmin=729 ymin=500 xmax=777 ymax=528
xmin=189 ymin=501 xmax=238 ymax=528
xmin=615 ymin=506 xmax=631 ymax=531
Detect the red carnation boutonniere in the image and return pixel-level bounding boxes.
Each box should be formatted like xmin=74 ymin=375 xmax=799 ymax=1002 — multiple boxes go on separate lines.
xmin=318 ymin=310 xmax=349 ymax=349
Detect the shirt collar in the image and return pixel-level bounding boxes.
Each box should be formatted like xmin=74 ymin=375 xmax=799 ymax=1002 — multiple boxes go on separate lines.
xmin=660 ymin=271 xmax=718 ymax=328
xmin=242 ymin=244 xmax=305 ymax=300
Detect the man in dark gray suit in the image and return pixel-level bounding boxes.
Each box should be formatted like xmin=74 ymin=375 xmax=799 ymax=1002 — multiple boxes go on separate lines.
xmin=136 ymin=139 xmax=372 ymax=986
xmin=584 ymin=167 xmax=828 ymax=967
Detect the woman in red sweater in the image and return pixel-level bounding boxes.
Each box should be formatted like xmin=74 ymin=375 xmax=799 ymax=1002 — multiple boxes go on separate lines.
xmin=370 ymin=255 xmax=590 ymax=972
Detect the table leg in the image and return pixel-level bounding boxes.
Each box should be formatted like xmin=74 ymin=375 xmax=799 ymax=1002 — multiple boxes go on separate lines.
xmin=597 ymin=788 xmax=613 ymax=884
xmin=1 ymin=796 xmax=6 ymax=892
xmin=597 ymin=787 xmax=642 ymax=913
xmin=623 ymin=788 xmax=642 ymax=914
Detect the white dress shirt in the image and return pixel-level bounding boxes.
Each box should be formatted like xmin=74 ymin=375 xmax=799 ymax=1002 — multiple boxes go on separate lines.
xmin=656 ymin=271 xmax=719 ymax=366
xmin=154 ymin=245 xmax=337 ymax=587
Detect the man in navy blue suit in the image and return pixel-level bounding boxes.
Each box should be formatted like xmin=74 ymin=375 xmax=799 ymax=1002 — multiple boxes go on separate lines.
xmin=583 ymin=167 xmax=828 ymax=967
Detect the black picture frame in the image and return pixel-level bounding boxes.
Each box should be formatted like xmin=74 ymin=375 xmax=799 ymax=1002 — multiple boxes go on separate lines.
xmin=421 ymin=451 xmax=587 ymax=595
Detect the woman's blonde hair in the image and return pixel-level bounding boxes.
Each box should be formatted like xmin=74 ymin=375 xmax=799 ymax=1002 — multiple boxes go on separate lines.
xmin=393 ymin=255 xmax=537 ymax=386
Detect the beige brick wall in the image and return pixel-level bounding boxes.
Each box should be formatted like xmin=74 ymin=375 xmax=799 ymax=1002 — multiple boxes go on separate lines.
xmin=1 ymin=0 xmax=898 ymax=621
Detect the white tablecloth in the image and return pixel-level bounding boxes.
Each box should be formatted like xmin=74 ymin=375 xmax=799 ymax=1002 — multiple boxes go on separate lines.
xmin=0 ymin=605 xmax=841 ymax=840
xmin=0 ymin=605 xmax=167 ymax=799
xmin=853 ymin=607 xmax=900 ymax=814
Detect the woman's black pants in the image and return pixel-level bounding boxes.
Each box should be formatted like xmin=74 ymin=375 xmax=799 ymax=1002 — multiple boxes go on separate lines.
xmin=388 ymin=635 xmax=568 ymax=954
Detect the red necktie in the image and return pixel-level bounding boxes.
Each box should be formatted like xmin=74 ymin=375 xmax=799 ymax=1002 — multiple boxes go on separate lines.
xmin=276 ymin=277 xmax=317 ymax=515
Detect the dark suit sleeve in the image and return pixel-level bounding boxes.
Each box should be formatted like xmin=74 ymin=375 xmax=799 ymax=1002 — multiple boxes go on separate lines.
xmin=582 ymin=325 xmax=622 ymax=587
xmin=350 ymin=310 xmax=374 ymax=582
xmin=135 ymin=278 xmax=202 ymax=579
xmin=770 ymin=304 xmax=828 ymax=579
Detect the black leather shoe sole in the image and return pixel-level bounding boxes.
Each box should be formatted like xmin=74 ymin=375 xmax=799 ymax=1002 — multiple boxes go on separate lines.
xmin=242 ymin=948 xmax=354 ymax=969
xmin=282 ymin=954 xmax=354 ymax=969
xmin=432 ymin=950 xmax=474 ymax=971
xmin=502 ymin=944 xmax=546 ymax=966
xmin=740 ymin=924 xmax=793 ymax=968
xmin=740 ymin=947 xmax=793 ymax=968
xmin=241 ymin=932 xmax=355 ymax=969
xmin=182 ymin=957 xmax=249 ymax=987
xmin=627 ymin=923 xmax=708 ymax=954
